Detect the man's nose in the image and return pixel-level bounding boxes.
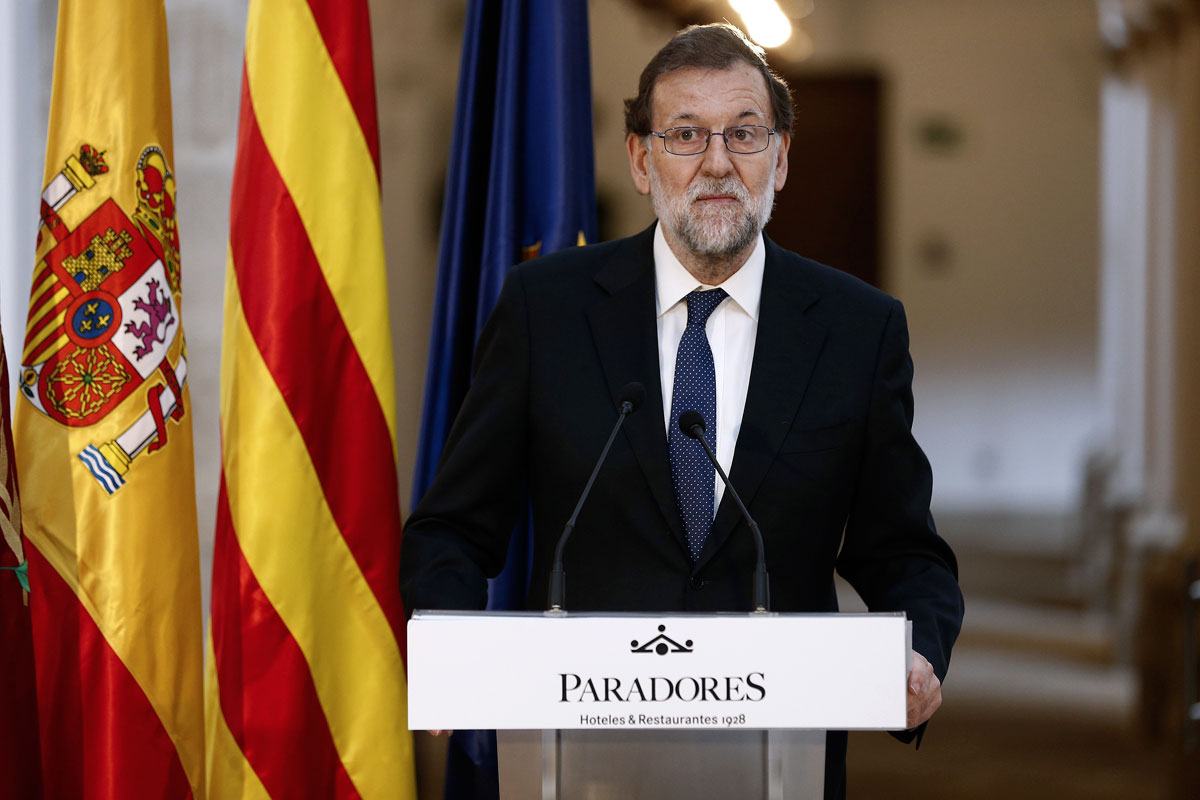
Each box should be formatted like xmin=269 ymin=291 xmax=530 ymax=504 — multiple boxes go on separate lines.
xmin=699 ymin=134 xmax=734 ymax=175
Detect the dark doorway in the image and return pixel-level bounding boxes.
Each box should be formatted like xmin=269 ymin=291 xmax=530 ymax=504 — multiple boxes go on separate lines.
xmin=765 ymin=71 xmax=883 ymax=288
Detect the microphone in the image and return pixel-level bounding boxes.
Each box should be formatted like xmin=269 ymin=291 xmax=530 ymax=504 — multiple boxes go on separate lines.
xmin=678 ymin=410 xmax=770 ymax=612
xmin=548 ymin=382 xmax=645 ymax=611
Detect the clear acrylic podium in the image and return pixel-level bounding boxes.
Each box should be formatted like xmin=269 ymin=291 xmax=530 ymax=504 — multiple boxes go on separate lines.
xmin=407 ymin=611 xmax=910 ymax=800
xmin=495 ymin=727 xmax=827 ymax=798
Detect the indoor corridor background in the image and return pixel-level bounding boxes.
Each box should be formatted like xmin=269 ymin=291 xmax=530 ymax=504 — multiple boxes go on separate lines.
xmin=1 ymin=1 xmax=1196 ymax=797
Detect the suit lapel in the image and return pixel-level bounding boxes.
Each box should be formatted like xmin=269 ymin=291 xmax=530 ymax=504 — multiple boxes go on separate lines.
xmin=586 ymin=225 xmax=688 ymax=550
xmin=698 ymin=238 xmax=828 ymax=568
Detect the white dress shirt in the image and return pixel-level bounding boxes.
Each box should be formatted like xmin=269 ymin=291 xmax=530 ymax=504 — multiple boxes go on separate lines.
xmin=654 ymin=223 xmax=764 ymax=514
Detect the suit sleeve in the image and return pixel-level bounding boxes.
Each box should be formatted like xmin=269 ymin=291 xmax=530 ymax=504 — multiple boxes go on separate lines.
xmin=835 ymin=299 xmax=964 ymax=739
xmin=399 ymin=268 xmax=532 ymax=613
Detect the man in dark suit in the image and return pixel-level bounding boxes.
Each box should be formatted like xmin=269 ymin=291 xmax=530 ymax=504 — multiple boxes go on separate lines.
xmin=400 ymin=23 xmax=963 ymax=798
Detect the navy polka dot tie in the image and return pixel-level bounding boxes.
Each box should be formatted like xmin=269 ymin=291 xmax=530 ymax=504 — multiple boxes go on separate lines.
xmin=669 ymin=288 xmax=727 ymax=561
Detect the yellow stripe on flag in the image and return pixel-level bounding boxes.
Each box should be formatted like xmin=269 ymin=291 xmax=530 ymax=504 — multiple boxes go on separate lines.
xmin=219 ymin=268 xmax=414 ymax=799
xmin=244 ymin=0 xmax=396 ymax=446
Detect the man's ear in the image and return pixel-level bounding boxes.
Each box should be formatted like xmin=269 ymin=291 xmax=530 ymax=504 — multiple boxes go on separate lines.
xmin=627 ymin=132 xmax=652 ymax=196
xmin=773 ymin=131 xmax=790 ymax=192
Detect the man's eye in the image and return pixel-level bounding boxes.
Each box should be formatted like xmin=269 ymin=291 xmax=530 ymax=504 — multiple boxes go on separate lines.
xmin=731 ymin=128 xmax=749 ymax=140
xmin=678 ymin=130 xmax=695 ymax=141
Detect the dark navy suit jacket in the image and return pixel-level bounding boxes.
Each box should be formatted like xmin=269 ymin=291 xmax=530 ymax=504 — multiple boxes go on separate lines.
xmin=400 ymin=223 xmax=964 ymax=798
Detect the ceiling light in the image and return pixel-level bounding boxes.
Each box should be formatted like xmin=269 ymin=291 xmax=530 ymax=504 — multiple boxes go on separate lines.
xmin=730 ymin=0 xmax=793 ymax=48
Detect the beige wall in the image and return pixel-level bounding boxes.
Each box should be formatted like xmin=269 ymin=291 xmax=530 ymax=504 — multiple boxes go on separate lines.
xmin=799 ymin=0 xmax=1103 ymax=514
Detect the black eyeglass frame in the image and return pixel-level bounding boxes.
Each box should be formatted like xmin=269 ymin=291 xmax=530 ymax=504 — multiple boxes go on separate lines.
xmin=648 ymin=125 xmax=778 ymax=155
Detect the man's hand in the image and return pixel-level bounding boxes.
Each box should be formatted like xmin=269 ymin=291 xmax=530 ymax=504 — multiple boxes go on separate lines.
xmin=906 ymin=650 xmax=942 ymax=729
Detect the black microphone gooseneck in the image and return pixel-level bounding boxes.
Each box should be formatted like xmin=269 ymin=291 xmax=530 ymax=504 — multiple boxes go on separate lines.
xmin=548 ymin=382 xmax=646 ymax=611
xmin=677 ymin=410 xmax=770 ymax=612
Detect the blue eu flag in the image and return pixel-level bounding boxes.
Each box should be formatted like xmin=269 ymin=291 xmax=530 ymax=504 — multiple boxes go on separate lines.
xmin=411 ymin=1 xmax=597 ymax=797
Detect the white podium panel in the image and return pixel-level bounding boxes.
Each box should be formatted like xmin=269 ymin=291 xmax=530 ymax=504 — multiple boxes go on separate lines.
xmin=407 ymin=611 xmax=909 ymax=732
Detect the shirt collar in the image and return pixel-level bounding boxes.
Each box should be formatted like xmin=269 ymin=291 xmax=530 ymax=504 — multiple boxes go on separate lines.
xmin=654 ymin=222 xmax=765 ymax=321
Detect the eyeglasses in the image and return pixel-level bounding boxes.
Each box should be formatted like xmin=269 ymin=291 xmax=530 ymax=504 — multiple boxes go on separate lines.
xmin=649 ymin=125 xmax=776 ymax=155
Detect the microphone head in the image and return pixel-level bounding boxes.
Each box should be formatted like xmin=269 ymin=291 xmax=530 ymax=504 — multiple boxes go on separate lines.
xmin=618 ymin=382 xmax=646 ymax=413
xmin=678 ymin=410 xmax=706 ymax=439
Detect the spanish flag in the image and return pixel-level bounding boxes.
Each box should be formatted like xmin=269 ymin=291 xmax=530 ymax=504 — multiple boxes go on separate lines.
xmin=205 ymin=0 xmax=416 ymax=797
xmin=14 ymin=0 xmax=205 ymax=797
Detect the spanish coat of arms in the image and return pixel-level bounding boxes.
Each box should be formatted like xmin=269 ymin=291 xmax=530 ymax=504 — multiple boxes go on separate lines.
xmin=22 ymin=143 xmax=187 ymax=495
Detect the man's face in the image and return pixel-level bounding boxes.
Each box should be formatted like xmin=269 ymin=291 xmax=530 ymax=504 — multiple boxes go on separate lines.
xmin=627 ymin=62 xmax=790 ymax=264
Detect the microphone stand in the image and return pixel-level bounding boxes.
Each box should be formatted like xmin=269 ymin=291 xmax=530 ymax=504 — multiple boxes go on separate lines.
xmin=681 ymin=413 xmax=770 ymax=613
xmin=548 ymin=385 xmax=644 ymax=611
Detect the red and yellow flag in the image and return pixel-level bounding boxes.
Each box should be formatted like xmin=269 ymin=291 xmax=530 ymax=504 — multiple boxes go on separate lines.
xmin=205 ymin=1 xmax=416 ymax=797
xmin=14 ymin=0 xmax=205 ymax=796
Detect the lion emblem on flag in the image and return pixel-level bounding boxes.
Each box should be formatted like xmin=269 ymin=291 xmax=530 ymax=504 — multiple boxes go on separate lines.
xmin=21 ymin=144 xmax=187 ymax=495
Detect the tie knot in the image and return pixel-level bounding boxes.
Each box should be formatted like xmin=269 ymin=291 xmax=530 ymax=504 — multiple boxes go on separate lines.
xmin=685 ymin=289 xmax=728 ymax=327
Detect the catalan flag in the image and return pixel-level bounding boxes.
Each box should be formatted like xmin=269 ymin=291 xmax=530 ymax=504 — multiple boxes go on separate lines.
xmin=204 ymin=1 xmax=416 ymax=798
xmin=13 ymin=0 xmax=205 ymax=796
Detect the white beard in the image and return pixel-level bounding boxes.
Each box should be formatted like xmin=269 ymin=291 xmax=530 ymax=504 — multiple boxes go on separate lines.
xmin=648 ymin=156 xmax=775 ymax=260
